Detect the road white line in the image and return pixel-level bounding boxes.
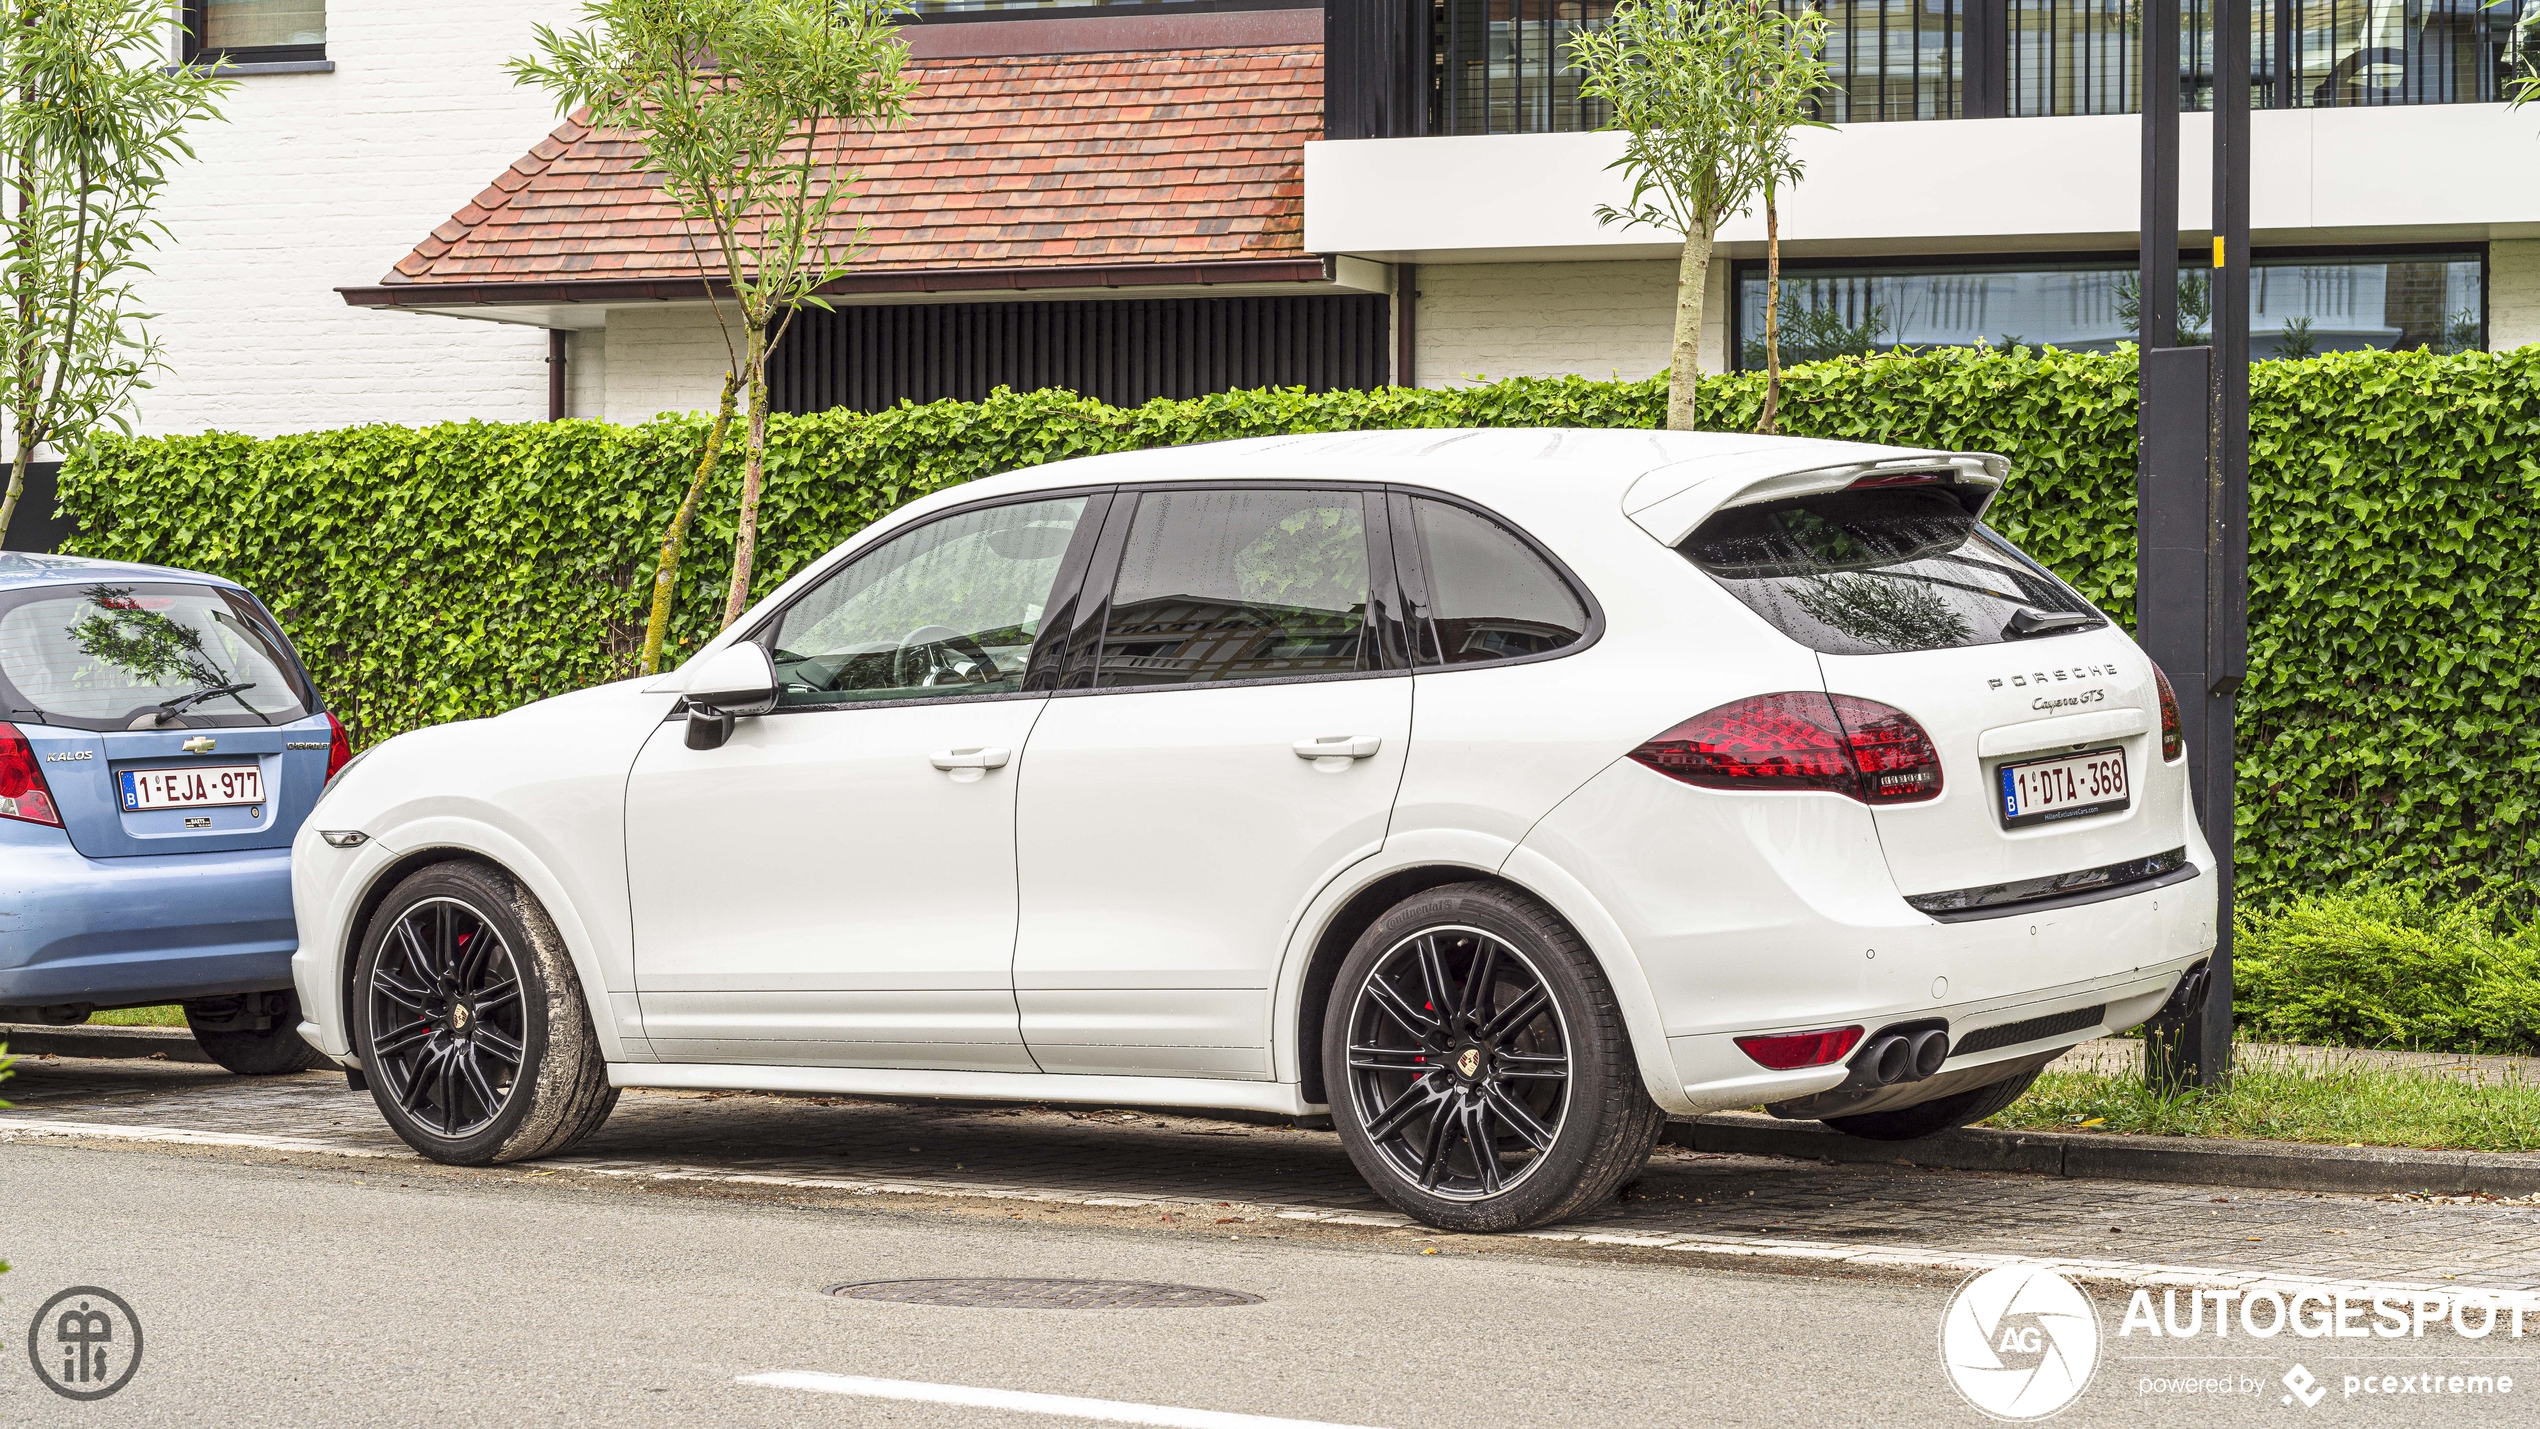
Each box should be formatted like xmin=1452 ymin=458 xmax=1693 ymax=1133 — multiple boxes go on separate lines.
xmin=738 ymin=1372 xmax=1387 ymax=1429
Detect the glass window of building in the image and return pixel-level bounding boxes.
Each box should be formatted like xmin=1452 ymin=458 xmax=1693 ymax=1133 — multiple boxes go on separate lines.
xmin=1733 ymin=251 xmax=2484 ymax=367
xmin=189 ymin=0 xmax=325 ymax=59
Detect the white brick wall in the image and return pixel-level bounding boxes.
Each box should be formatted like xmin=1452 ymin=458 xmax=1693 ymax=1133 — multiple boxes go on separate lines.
xmin=1413 ymin=256 xmax=1728 ymax=390
xmin=2492 ymin=240 xmax=2540 ymax=354
xmin=600 ymin=306 xmax=736 ymax=424
xmin=129 ymin=0 xmax=585 ymax=438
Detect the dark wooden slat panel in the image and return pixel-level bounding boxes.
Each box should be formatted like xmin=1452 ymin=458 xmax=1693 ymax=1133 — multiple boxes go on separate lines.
xmin=767 ymin=295 xmax=1393 ymax=415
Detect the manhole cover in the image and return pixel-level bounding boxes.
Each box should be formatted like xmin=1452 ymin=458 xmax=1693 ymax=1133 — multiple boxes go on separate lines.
xmin=827 ymin=1278 xmax=1263 ymax=1309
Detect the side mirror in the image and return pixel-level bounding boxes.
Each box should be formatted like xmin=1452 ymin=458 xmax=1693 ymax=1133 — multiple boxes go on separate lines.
xmin=680 ymin=642 xmax=779 ymax=751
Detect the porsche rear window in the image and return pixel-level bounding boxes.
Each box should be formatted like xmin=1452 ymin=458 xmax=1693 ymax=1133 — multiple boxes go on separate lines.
xmin=1680 ymin=485 xmax=2103 ymax=656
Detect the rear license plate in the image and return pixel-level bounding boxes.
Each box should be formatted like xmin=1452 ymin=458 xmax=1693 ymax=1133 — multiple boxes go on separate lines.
xmin=1997 ymin=747 xmax=2128 ymax=829
xmin=120 ymin=764 xmax=264 ymax=812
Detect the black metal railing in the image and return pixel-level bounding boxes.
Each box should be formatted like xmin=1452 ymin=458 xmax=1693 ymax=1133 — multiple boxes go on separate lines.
xmin=1432 ymin=0 xmax=1619 ymax=135
xmin=1407 ymin=0 xmax=2537 ymax=133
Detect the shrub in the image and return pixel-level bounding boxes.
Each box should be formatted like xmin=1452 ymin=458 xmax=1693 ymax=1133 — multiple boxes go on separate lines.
xmin=55 ymin=344 xmax=2540 ymax=905
xmin=2233 ymin=884 xmax=2540 ymax=1053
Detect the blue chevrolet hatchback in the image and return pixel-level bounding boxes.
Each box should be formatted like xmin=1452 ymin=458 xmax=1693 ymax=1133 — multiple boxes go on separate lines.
xmin=0 ymin=553 xmax=345 ymax=1073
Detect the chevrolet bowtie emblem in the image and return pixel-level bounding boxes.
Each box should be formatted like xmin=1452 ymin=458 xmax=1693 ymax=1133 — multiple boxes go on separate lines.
xmin=181 ymin=736 xmax=216 ymax=754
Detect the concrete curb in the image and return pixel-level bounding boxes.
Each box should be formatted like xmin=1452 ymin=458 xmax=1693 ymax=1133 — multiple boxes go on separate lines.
xmin=0 ymin=1023 xmax=211 ymax=1064
xmin=1668 ymin=1112 xmax=2540 ymax=1198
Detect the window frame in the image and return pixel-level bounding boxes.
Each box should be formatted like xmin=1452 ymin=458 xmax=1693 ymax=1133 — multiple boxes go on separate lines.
xmin=181 ymin=0 xmax=328 ymax=67
xmin=727 ymin=486 xmax=1117 ymax=716
xmin=1386 ymin=485 xmax=1605 ymax=674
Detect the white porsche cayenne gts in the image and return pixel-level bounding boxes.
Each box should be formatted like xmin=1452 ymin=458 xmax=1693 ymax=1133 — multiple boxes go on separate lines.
xmin=291 ymin=428 xmax=2216 ymax=1231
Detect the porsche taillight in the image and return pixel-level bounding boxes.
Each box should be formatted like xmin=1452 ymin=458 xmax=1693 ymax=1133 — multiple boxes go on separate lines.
xmin=1628 ymin=692 xmax=1943 ymax=805
xmin=0 ymin=722 xmax=62 ymax=827
xmin=2153 ymin=665 xmax=2185 ymax=763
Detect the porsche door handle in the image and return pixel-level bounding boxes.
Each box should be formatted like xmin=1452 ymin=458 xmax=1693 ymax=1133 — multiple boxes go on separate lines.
xmin=1292 ymin=735 xmax=1383 ymax=761
xmin=929 ymin=747 xmax=1012 ymax=771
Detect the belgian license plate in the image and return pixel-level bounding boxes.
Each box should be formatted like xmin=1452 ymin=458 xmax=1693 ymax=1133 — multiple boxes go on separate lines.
xmin=121 ymin=764 xmax=264 ymax=812
xmin=1997 ymin=747 xmax=2128 ymax=829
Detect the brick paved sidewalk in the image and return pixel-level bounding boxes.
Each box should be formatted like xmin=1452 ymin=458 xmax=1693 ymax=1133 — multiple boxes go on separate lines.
xmin=9 ymin=1053 xmax=2540 ymax=1299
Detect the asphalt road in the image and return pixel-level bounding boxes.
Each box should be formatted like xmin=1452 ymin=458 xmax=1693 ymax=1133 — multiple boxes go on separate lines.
xmin=3 ymin=1142 xmax=2532 ymax=1429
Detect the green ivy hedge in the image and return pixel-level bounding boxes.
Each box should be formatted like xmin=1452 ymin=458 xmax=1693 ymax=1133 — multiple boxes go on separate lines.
xmin=55 ymin=344 xmax=2540 ymax=905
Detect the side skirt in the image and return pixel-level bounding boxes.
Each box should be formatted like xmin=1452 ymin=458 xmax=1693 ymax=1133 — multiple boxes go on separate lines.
xmin=608 ymin=1062 xmax=1324 ymax=1117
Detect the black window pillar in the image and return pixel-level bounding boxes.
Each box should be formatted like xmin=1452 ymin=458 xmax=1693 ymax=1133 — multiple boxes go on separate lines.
xmin=1325 ymin=0 xmax=1430 ymax=139
xmin=2139 ymin=0 xmax=2248 ymax=1094
xmin=1963 ymin=0 xmax=2011 ymax=118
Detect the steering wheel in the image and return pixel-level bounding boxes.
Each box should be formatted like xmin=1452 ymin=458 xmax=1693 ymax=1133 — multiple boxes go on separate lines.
xmin=892 ymin=624 xmax=1001 ymax=688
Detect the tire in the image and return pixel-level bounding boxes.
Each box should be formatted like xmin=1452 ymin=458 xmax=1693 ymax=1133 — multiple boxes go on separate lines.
xmin=186 ymin=993 xmax=329 ymax=1075
xmin=351 ymin=861 xmax=618 ymax=1165
xmin=1822 ymin=1068 xmax=2043 ymax=1142
xmin=1323 ymin=883 xmax=1664 ymax=1233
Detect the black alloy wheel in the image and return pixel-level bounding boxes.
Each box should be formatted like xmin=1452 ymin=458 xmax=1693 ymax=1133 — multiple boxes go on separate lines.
xmin=1343 ymin=926 xmax=1573 ymax=1201
xmin=365 ymin=896 xmax=527 ymax=1140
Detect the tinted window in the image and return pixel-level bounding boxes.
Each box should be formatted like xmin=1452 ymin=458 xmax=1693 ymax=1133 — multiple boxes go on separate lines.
xmin=1682 ymin=485 xmax=2102 ymax=656
xmin=1410 ymin=498 xmax=1589 ymax=665
xmin=1097 ymin=489 xmax=1372 ymax=688
xmin=0 ymin=581 xmax=313 ymax=732
xmin=764 ymin=496 xmax=1088 ymax=706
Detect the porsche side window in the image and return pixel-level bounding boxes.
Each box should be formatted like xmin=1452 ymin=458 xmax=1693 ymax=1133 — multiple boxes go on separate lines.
xmin=1408 ymin=498 xmax=1589 ymax=666
xmin=763 ymin=496 xmax=1089 ymax=706
xmin=1095 ymin=489 xmax=1373 ymax=688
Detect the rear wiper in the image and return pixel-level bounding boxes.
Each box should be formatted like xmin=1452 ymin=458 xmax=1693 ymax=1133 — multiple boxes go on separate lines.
xmin=150 ymin=682 xmax=257 ymax=720
xmin=2002 ymin=609 xmax=2097 ymax=640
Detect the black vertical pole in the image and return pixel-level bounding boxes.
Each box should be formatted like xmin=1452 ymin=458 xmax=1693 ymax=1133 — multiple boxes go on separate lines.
xmin=2140 ymin=0 xmax=2180 ymax=352
xmin=2140 ymin=0 xmax=2237 ymax=1092
xmin=2196 ymin=0 xmax=2252 ymax=1088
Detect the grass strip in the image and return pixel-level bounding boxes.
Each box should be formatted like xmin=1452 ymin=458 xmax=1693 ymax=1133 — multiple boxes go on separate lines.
xmin=1988 ymin=1052 xmax=2540 ymax=1153
xmin=85 ymin=1005 xmax=187 ymax=1028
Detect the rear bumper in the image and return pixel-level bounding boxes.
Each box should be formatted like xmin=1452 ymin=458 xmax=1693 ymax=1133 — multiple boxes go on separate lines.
xmin=1516 ymin=760 xmax=2219 ymax=1116
xmin=0 ymin=821 xmax=296 ymax=1009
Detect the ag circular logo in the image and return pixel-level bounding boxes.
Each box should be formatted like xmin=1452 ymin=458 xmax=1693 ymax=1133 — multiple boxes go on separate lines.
xmin=27 ymin=1286 xmax=144 ymax=1401
xmin=1939 ymin=1264 xmax=2100 ymax=1421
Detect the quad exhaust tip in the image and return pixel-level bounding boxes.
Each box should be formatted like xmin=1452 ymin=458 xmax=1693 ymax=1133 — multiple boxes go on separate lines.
xmin=1852 ymin=1027 xmax=1951 ymax=1087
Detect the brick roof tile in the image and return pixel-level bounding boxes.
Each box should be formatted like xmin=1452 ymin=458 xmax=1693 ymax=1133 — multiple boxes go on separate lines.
xmin=379 ymin=46 xmax=1320 ymax=288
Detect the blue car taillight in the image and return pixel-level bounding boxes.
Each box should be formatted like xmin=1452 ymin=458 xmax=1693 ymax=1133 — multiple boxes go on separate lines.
xmin=0 ymin=722 xmax=62 ymax=826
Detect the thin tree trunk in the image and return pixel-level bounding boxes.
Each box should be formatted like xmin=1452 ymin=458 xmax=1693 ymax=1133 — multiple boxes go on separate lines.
xmin=639 ymin=371 xmax=740 ymax=673
xmin=0 ymin=445 xmax=27 ymax=548
xmin=1667 ymin=232 xmax=1713 ymax=432
xmin=4 ymin=13 xmax=31 ymax=552
xmin=1758 ymin=194 xmax=1783 ymax=436
xmin=721 ymin=324 xmax=771 ymax=629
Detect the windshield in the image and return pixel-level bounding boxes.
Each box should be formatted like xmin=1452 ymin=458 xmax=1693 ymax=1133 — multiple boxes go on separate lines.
xmin=0 ymin=581 xmax=314 ymax=731
xmin=1681 ymin=485 xmax=2104 ymax=656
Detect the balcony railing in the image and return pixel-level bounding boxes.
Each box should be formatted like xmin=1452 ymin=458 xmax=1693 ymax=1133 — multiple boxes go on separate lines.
xmin=1417 ymin=0 xmax=2539 ymax=134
